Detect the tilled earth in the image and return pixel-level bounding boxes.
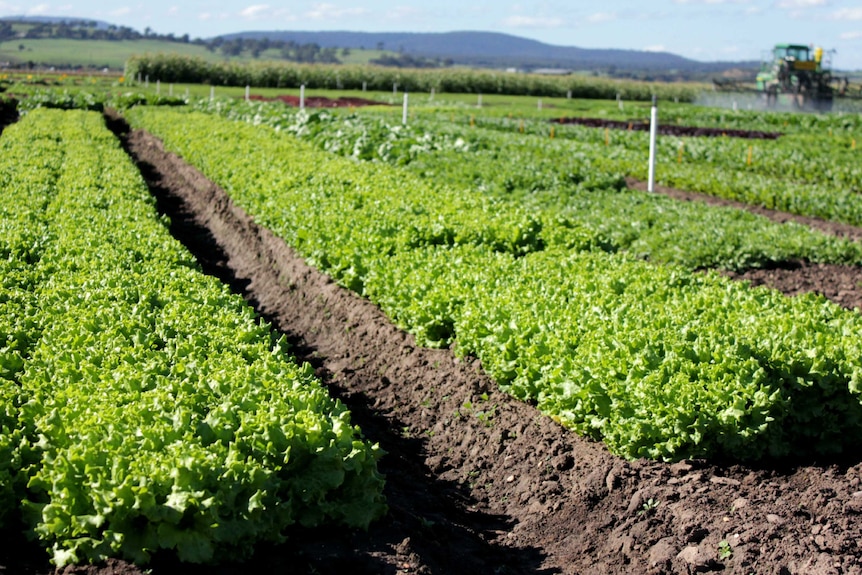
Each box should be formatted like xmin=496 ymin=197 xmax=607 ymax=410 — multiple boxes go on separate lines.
xmin=551 ymin=117 xmax=783 ymax=140
xmin=2 ymin=111 xmax=862 ymax=575
xmin=247 ymin=94 xmax=388 ymax=108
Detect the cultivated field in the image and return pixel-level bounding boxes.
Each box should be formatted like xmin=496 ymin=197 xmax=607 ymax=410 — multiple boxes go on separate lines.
xmin=2 ymin=79 xmax=862 ymax=573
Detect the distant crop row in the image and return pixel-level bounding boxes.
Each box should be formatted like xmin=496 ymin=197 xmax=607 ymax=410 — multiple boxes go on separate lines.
xmin=0 ymin=109 xmax=384 ymax=566
xmin=128 ymin=107 xmax=862 ymax=462
xmin=457 ymin=112 xmax=862 ymax=227
xmin=125 ymin=54 xmax=702 ymax=102
xmin=194 ymin=98 xmax=862 ymax=271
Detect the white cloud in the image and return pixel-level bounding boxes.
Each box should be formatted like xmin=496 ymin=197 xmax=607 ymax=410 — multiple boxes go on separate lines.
xmin=110 ymin=7 xmax=131 ymax=17
xmin=240 ymin=4 xmax=270 ymax=19
xmin=673 ymin=0 xmax=752 ymax=4
xmin=774 ymin=0 xmax=826 ymax=8
xmin=840 ymin=30 xmax=862 ymax=39
xmin=384 ymin=6 xmax=426 ymax=22
xmin=643 ymin=44 xmax=667 ymax=52
xmin=831 ymin=8 xmax=862 ymax=20
xmin=26 ymin=3 xmax=50 ymax=15
xmin=503 ymin=15 xmax=564 ymax=28
xmin=304 ymin=3 xmax=369 ymax=20
xmin=587 ymin=12 xmax=618 ymax=23
xmin=167 ymin=6 xmax=179 ymax=16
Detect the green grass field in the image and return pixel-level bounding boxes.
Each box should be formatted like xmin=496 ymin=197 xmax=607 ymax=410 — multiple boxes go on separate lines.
xmin=0 ymin=37 xmax=395 ymax=70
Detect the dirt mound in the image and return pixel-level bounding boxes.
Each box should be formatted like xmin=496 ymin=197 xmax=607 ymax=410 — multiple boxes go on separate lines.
xmin=247 ymin=94 xmax=387 ymax=108
xmin=552 ymin=116 xmax=782 ymax=140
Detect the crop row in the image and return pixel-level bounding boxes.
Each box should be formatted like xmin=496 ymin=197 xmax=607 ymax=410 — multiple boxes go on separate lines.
xmin=450 ymin=112 xmax=862 ymax=227
xmin=0 ymin=109 xmax=384 ymax=566
xmin=127 ymin=107 xmax=862 ymax=462
xmin=468 ymin=95 xmax=862 ymax=134
xmin=125 ymin=54 xmax=702 ymax=102
xmin=193 ymin=98 xmax=862 ymax=271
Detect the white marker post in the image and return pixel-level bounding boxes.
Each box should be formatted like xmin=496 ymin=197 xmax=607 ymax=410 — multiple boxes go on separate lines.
xmin=210 ymin=86 xmax=214 ymax=101
xmin=477 ymin=94 xmax=482 ymax=108
xmin=617 ymin=92 xmax=623 ymax=111
xmin=156 ymin=80 xmax=160 ymax=95
xmin=169 ymin=84 xmax=173 ymax=96
xmin=362 ymin=81 xmax=367 ymax=92
xmin=430 ymin=87 xmax=435 ymax=101
xmin=538 ymin=99 xmax=542 ymax=111
xmin=300 ymin=84 xmax=305 ymax=110
xmin=245 ymin=85 xmax=250 ymax=102
xmin=393 ymin=83 xmax=398 ymax=95
xmin=647 ymin=95 xmax=658 ymax=193
xmin=402 ymin=92 xmax=408 ymax=125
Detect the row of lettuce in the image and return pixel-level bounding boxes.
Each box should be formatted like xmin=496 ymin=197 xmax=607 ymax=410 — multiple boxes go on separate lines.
xmin=0 ymin=109 xmax=385 ymax=566
xmin=471 ymin=113 xmax=862 ymax=199
xmin=193 ymin=98 xmax=862 ymax=272
xmin=127 ymin=107 xmax=862 ymax=464
xmin=460 ymin=94 xmax=862 ymax=134
xmin=6 ymin=88 xmax=187 ymax=113
xmin=456 ymin=112 xmax=862 ymax=227
xmin=11 ymin=87 xmax=862 ymax=229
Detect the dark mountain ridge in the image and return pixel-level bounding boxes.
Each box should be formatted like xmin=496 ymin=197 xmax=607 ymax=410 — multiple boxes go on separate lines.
xmin=220 ymin=30 xmax=757 ymax=73
xmin=0 ymin=17 xmax=759 ymax=76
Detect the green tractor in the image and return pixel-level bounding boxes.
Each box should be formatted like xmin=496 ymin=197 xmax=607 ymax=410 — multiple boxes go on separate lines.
xmin=757 ymin=44 xmax=836 ymax=110
xmin=713 ymin=43 xmax=861 ymax=112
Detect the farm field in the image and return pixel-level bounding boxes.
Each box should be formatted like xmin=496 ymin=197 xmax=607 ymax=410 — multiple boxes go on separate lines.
xmin=3 ymin=84 xmax=862 ymax=573
xmin=0 ymin=38 xmax=390 ymax=70
xmin=193 ymin=95 xmax=862 ymax=307
xmin=1 ymin=38 xmax=209 ymax=70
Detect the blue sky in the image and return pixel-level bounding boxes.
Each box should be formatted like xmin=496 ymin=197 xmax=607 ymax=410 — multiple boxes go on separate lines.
xmin=2 ymin=1 xmax=861 ymax=69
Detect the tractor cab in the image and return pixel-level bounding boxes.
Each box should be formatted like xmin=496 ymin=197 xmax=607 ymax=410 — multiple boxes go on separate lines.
xmin=772 ymin=44 xmax=819 ymax=72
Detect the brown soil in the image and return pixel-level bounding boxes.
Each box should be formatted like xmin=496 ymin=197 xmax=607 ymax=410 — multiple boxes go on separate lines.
xmin=247 ymin=94 xmax=388 ymax=108
xmin=0 ymin=98 xmax=18 ymax=136
xmin=552 ymin=117 xmax=782 ymax=140
xmin=2 ymin=111 xmax=862 ymax=574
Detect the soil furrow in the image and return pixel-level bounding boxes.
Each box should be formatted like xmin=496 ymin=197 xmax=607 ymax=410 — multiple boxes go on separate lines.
xmin=551 ymin=117 xmax=782 ymax=140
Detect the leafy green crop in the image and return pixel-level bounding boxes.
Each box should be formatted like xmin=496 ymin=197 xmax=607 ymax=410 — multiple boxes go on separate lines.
xmin=0 ymin=109 xmax=385 ymax=566
xmin=457 ymin=112 xmax=862 ymax=227
xmin=194 ymin=98 xmax=862 ymax=271
xmin=128 ymin=107 xmax=862 ymax=462
xmin=456 ymin=249 xmax=862 ymax=460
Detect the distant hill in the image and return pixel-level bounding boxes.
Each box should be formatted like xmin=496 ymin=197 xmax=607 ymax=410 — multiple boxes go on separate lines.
xmin=0 ymin=17 xmax=759 ymax=78
xmin=220 ymin=30 xmax=757 ymax=76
